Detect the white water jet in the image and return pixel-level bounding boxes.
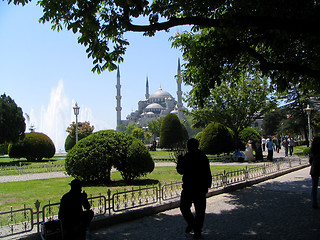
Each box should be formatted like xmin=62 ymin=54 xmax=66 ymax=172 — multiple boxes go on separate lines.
xmin=26 ymin=80 xmax=112 ymax=153
xmin=38 ymin=80 xmax=71 ymax=153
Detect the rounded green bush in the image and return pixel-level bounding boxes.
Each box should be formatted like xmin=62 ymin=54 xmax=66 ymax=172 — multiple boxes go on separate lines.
xmin=64 ymin=135 xmax=76 ymax=152
xmin=8 ymin=132 xmax=55 ymax=161
xmin=65 ymin=130 xmax=154 ymax=183
xmin=239 ymin=127 xmax=261 ymax=150
xmin=160 ymin=113 xmax=187 ymax=150
xmin=200 ymin=122 xmax=234 ymax=155
xmin=303 ymin=147 xmax=311 ymax=156
xmin=115 ymin=138 xmax=154 ymax=182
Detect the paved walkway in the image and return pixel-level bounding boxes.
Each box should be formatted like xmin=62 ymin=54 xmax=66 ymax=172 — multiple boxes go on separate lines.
xmin=90 ymin=167 xmax=318 ymax=240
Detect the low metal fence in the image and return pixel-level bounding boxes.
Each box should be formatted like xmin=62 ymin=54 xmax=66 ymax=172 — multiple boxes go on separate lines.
xmin=0 ymin=163 xmax=65 ymax=176
xmin=153 ymin=154 xmax=232 ymax=162
xmin=0 ymin=157 xmax=308 ymax=238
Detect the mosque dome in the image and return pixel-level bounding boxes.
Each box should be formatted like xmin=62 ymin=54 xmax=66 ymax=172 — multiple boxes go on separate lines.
xmin=149 ymin=88 xmax=173 ymax=99
xmin=170 ymin=109 xmax=179 ymax=114
xmin=145 ymin=103 xmax=163 ymax=110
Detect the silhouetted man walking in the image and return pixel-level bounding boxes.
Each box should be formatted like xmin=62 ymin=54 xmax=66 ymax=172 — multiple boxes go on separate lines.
xmin=59 ymin=179 xmax=94 ymax=240
xmin=177 ymin=138 xmax=212 ymax=239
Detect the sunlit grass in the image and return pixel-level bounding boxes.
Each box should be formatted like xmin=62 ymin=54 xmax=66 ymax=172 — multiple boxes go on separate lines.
xmin=0 ymin=164 xmax=257 ymax=212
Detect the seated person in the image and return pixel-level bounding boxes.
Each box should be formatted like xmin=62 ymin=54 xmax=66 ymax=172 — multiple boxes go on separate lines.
xmin=233 ymin=149 xmax=245 ymax=162
xmin=58 ymin=179 xmax=94 ymax=240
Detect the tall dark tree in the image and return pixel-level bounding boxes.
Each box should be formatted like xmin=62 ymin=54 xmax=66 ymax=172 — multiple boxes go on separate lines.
xmin=160 ymin=113 xmax=188 ymax=150
xmin=277 ymin=85 xmax=317 ymax=145
xmin=262 ymin=109 xmax=286 ymax=136
xmin=8 ymin=0 xmax=320 ymax=94
xmin=0 ymin=94 xmax=25 ymax=144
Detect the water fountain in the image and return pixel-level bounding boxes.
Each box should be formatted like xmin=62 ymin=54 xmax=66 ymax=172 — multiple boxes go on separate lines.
xmin=26 ymin=80 xmax=111 ymax=153
xmin=26 ymin=81 xmax=73 ymax=153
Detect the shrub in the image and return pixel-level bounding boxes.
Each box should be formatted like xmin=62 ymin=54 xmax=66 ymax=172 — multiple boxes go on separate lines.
xmin=114 ymin=138 xmax=154 ymax=182
xmin=200 ymin=122 xmax=234 ymax=155
xmin=194 ymin=131 xmax=203 ymax=141
xmin=65 ymin=130 xmax=154 ymax=183
xmin=303 ymin=147 xmax=311 ymax=156
xmin=8 ymin=132 xmax=55 ymax=161
xmin=0 ymin=142 xmax=9 ymax=155
xmin=64 ymin=135 xmax=76 ymax=152
xmin=160 ymin=113 xmax=188 ymax=150
xmin=239 ymin=127 xmax=261 ymax=150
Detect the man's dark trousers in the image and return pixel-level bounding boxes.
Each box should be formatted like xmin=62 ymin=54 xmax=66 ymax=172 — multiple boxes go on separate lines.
xmin=180 ymin=189 xmax=206 ymax=234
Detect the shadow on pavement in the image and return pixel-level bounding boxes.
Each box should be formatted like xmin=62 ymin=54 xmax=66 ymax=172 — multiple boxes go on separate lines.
xmin=92 ymin=178 xmax=320 ymax=240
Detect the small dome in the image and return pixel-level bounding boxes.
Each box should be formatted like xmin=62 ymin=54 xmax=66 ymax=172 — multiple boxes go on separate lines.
xmin=171 ymin=110 xmax=179 ymax=114
xmin=149 ymin=88 xmax=173 ymax=99
xmin=145 ymin=103 xmax=163 ymax=109
xmin=146 ymin=112 xmax=155 ymax=115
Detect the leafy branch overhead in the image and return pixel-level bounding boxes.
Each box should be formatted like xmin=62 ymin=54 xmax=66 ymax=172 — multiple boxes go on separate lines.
xmin=7 ymin=0 xmax=320 ymax=93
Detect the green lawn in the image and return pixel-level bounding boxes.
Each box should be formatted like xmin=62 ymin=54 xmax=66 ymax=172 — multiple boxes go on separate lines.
xmin=0 ymin=164 xmax=256 ymax=212
xmin=293 ymin=145 xmax=309 ymax=156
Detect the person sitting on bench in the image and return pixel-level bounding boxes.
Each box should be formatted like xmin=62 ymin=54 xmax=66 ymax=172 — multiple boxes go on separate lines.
xmin=58 ymin=179 xmax=94 ymax=240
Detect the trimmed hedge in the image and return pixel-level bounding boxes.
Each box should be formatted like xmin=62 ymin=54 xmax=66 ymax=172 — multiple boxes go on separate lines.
xmin=65 ymin=130 xmax=154 ymax=183
xmin=200 ymin=122 xmax=234 ymax=155
xmin=160 ymin=113 xmax=188 ymax=150
xmin=8 ymin=132 xmax=55 ymax=161
xmin=239 ymin=127 xmax=261 ymax=150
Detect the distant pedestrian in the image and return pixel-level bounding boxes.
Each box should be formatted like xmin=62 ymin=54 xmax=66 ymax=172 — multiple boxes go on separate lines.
xmin=255 ymin=139 xmax=263 ymax=161
xmin=282 ymin=138 xmax=289 ymax=157
xmin=275 ymin=137 xmax=281 ymax=153
xmin=309 ymin=137 xmax=320 ymax=209
xmin=177 ymin=138 xmax=212 ymax=239
xmin=266 ymin=137 xmax=275 ymax=161
xmin=245 ymin=140 xmax=255 ymax=161
xmin=289 ymin=138 xmax=295 ymax=156
xmin=262 ymin=137 xmax=266 ymax=151
xmin=59 ymin=179 xmax=94 ymax=240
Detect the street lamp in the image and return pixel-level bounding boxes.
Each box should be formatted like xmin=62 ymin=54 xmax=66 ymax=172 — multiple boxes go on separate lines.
xmin=73 ymin=102 xmax=80 ymax=143
xmin=305 ymin=104 xmax=313 ymax=145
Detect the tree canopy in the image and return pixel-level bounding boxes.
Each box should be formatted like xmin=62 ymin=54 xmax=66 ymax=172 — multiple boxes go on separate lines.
xmin=188 ymin=76 xmax=275 ymax=147
xmin=8 ymin=0 xmax=320 ymax=94
xmin=0 ymin=93 xmax=26 ymax=144
xmin=66 ymin=121 xmax=95 ymax=140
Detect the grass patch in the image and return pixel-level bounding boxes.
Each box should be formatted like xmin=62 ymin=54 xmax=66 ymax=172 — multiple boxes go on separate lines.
xmin=149 ymin=150 xmax=174 ymax=158
xmin=294 ymin=145 xmax=309 ymax=157
xmin=0 ymin=164 xmax=256 ymax=212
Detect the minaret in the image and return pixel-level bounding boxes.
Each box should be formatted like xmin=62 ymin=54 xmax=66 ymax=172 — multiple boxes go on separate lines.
xmin=176 ymin=58 xmax=183 ymax=109
xmin=116 ymin=66 xmax=122 ymax=127
xmin=145 ymin=76 xmax=150 ymax=99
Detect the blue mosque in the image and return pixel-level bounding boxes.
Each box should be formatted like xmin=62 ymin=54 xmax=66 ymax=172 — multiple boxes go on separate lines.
xmin=116 ymin=59 xmax=185 ymax=128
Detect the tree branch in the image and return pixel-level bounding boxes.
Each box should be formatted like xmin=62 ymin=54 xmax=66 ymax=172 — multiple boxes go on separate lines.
xmin=126 ymin=17 xmax=223 ymax=32
xmin=126 ymin=15 xmax=320 ymax=37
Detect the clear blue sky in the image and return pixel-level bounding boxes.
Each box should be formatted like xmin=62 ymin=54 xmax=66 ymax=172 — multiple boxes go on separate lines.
xmin=0 ymin=1 xmax=191 ymax=152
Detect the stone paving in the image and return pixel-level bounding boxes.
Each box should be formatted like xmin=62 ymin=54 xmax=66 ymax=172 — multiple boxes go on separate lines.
xmin=90 ymin=167 xmax=319 ymax=240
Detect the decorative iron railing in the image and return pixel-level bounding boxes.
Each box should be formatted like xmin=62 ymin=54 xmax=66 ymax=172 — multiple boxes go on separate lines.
xmin=0 ymin=157 xmax=308 ymax=238
xmin=153 ymin=154 xmax=232 ymax=162
xmin=0 ymin=163 xmax=65 ymax=176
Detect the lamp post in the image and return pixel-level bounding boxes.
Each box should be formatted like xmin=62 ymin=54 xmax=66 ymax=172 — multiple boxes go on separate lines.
xmin=73 ymin=102 xmax=80 ymax=143
xmin=305 ymin=104 xmax=313 ymax=146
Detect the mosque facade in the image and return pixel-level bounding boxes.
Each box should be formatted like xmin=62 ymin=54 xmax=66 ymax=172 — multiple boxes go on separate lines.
xmin=116 ymin=59 xmax=185 ymax=128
